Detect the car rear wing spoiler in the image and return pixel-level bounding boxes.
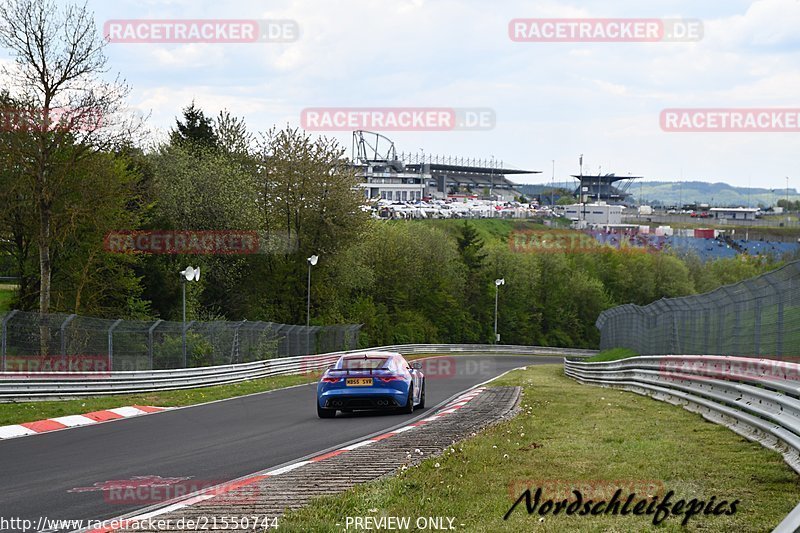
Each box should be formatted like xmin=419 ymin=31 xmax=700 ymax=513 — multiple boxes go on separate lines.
xmin=327 ymin=367 xmax=391 ymax=375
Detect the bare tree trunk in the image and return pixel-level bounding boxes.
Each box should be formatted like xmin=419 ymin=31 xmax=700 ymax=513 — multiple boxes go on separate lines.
xmin=38 ymin=197 xmax=51 ymax=356
xmin=0 ymin=0 xmax=139 ymax=345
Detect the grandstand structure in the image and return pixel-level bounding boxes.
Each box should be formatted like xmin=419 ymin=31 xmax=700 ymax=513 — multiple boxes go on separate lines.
xmin=352 ymin=130 xmax=540 ymax=201
xmin=571 ymin=172 xmax=642 ymax=204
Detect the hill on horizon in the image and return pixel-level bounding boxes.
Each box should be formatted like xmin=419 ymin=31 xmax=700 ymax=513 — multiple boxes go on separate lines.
xmin=520 ymin=180 xmax=799 ymax=207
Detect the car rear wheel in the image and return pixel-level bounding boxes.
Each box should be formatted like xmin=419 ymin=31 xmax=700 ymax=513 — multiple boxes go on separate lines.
xmin=418 ymin=381 xmax=425 ymax=409
xmin=317 ymin=403 xmax=336 ymax=418
xmin=401 ymin=386 xmax=414 ymax=414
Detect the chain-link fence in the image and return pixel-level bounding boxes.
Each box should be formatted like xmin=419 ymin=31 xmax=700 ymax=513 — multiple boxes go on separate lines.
xmin=0 ymin=310 xmax=361 ymax=371
xmin=596 ymin=260 xmax=800 ymax=357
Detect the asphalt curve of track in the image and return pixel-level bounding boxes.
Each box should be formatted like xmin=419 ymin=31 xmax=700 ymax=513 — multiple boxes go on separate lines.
xmin=0 ymin=355 xmax=562 ymax=531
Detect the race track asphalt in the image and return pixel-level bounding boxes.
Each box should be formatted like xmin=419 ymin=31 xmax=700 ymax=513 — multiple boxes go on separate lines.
xmin=0 ymin=355 xmax=563 ymax=531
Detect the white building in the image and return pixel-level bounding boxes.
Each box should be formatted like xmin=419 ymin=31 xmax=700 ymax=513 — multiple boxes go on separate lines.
xmin=564 ymin=203 xmax=623 ymax=226
xmin=710 ymin=207 xmax=759 ymax=221
xmin=357 ymin=167 xmax=427 ymax=202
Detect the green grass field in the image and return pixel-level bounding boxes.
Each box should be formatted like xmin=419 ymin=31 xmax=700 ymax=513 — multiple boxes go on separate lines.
xmin=279 ymin=364 xmax=800 ymax=532
xmin=402 ymin=218 xmax=564 ymax=244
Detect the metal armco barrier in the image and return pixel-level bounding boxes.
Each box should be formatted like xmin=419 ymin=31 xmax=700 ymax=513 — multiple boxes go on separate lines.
xmin=375 ymin=344 xmax=598 ymax=357
xmin=564 ymin=355 xmax=800 ymax=533
xmin=0 ymin=344 xmax=595 ymax=401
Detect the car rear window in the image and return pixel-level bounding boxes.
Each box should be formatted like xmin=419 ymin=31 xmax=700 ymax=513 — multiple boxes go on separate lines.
xmin=341 ymin=357 xmax=389 ymax=370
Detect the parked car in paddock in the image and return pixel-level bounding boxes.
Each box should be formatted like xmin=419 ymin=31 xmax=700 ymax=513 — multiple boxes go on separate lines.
xmin=316 ymin=351 xmax=425 ymax=418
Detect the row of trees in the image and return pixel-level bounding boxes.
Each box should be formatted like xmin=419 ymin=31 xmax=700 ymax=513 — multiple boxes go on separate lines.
xmin=0 ymin=0 xmax=790 ymax=349
xmin=318 ymin=223 xmax=781 ymax=347
xmin=777 ymin=199 xmax=800 ymax=212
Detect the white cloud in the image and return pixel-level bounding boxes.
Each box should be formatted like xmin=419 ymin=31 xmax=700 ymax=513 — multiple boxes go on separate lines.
xmin=1 ymin=0 xmax=794 ymax=188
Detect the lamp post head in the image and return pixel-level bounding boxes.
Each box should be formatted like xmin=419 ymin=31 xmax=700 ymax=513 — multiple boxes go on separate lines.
xmin=180 ymin=266 xmax=200 ymax=282
xmin=495 ymin=278 xmax=505 ymax=286
xmin=308 ymin=255 xmax=319 ymax=266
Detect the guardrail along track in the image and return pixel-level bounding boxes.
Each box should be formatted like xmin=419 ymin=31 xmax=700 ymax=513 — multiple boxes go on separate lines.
xmin=0 ymin=344 xmax=596 ymax=401
xmin=564 ymin=355 xmax=800 ymax=533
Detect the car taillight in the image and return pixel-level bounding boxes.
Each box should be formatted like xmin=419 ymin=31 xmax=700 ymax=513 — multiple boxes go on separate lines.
xmin=322 ymin=377 xmax=341 ymax=383
xmin=378 ymin=375 xmax=403 ymax=382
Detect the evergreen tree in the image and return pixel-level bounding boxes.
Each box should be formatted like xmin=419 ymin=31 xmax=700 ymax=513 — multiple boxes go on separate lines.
xmin=170 ymin=102 xmax=218 ymax=151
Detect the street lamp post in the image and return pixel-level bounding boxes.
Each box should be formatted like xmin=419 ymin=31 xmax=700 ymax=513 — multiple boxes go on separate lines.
xmin=490 ymin=155 xmax=495 ymax=201
xmin=579 ymin=154 xmax=585 ymax=225
xmin=494 ymin=278 xmax=505 ymax=344
xmin=307 ymin=255 xmax=319 ymax=327
xmin=179 ymin=266 xmax=200 ymax=367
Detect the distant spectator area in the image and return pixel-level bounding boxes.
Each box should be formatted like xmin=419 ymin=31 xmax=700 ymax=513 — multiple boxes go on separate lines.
xmin=585 ymin=229 xmax=799 ymax=261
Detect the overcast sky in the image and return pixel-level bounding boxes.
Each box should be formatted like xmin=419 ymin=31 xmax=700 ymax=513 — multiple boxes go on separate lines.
xmin=3 ymin=0 xmax=799 ymax=189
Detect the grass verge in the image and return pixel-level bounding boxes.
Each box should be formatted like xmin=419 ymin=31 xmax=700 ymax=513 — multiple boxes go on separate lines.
xmin=0 ymin=372 xmax=319 ymax=426
xmin=583 ymin=347 xmax=639 ymax=363
xmin=278 ymin=364 xmax=800 ymax=532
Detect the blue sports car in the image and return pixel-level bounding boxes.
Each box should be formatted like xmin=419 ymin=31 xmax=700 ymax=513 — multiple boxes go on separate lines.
xmin=316 ymin=351 xmax=425 ymax=418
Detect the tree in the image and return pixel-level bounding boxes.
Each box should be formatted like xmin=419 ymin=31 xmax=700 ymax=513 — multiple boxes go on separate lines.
xmin=216 ymin=109 xmax=253 ymax=156
xmin=170 ymin=102 xmax=218 ymax=151
xmin=457 ymin=221 xmax=487 ymax=271
xmin=556 ymin=196 xmax=576 ymax=205
xmin=0 ymin=0 xmax=141 ymax=320
xmin=456 ymin=221 xmax=491 ymax=340
xmin=0 ymin=91 xmax=38 ymax=308
xmin=251 ymin=126 xmax=368 ymax=322
xmin=144 ymin=138 xmax=260 ymax=319
xmin=48 ymin=151 xmax=147 ymax=317
xmin=324 ymin=222 xmax=468 ymax=345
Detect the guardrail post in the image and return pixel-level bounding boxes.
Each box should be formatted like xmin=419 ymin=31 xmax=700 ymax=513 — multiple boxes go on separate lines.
xmin=733 ymin=304 xmax=742 ymax=355
xmin=183 ymin=320 xmax=196 ymax=367
xmin=763 ymin=274 xmax=785 ymax=358
xmin=753 ymin=299 xmax=762 ymax=357
xmin=286 ymin=325 xmax=299 ymax=356
xmin=671 ymin=313 xmax=680 ymax=354
xmin=108 ymin=319 xmax=123 ymax=371
xmin=60 ymin=314 xmax=77 ymax=357
xmin=716 ymin=308 xmax=725 ymax=356
xmin=1 ymin=309 xmax=19 ymax=372
xmin=231 ymin=320 xmax=246 ymax=363
xmin=147 ymin=319 xmax=163 ymax=370
xmin=777 ymin=297 xmax=784 ymax=357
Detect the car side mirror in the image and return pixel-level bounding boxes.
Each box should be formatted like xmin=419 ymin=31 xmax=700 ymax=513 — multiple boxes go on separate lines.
xmin=411 ymin=362 xmax=423 ymax=370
